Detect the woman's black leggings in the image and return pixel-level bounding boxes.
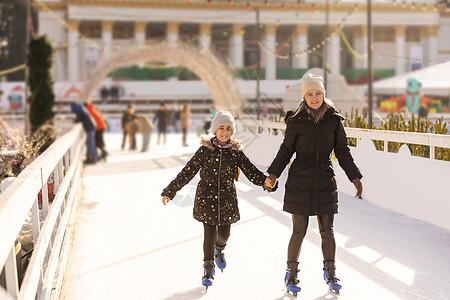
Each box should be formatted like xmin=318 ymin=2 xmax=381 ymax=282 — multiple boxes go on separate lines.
xmin=287 ymin=214 xmax=336 ymax=265
xmin=203 ymin=224 xmax=231 ymax=261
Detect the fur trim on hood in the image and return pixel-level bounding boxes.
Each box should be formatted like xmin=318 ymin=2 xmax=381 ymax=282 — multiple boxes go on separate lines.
xmin=199 ymin=135 xmax=243 ymax=151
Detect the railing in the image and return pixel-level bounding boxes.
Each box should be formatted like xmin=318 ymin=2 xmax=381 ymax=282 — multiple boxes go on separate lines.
xmin=0 ymin=124 xmax=85 ymax=300
xmin=238 ymin=119 xmax=450 ymax=160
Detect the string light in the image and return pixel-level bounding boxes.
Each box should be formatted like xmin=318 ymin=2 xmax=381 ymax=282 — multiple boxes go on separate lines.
xmin=297 ymin=0 xmax=302 ymax=8
xmin=281 ymin=3 xmax=286 ymax=11
xmin=228 ymin=0 xmax=232 ymax=5
xmin=265 ymin=0 xmax=269 ymax=8
xmin=245 ymin=3 xmax=250 ymax=10
xmin=207 ymin=0 xmax=212 ymax=7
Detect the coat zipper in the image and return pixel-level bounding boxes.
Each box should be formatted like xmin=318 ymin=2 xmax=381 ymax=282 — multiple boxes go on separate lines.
xmin=218 ymin=149 xmax=223 ymax=226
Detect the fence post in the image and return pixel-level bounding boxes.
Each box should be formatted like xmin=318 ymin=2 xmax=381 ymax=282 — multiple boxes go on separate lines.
xmin=4 ymin=245 xmax=19 ymax=297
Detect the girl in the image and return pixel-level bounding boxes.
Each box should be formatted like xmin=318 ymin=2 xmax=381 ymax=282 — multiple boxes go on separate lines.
xmin=161 ymin=110 xmax=275 ymax=289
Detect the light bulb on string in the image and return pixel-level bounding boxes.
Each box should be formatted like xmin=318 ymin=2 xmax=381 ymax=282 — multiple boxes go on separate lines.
xmin=281 ymin=4 xmax=285 ymax=11
xmin=245 ymin=3 xmax=250 ymax=10
xmin=297 ymin=0 xmax=302 ymax=8
xmin=265 ymin=0 xmax=269 ymax=8
xmin=228 ymin=0 xmax=232 ymax=5
xmin=207 ymin=0 xmax=212 ymax=7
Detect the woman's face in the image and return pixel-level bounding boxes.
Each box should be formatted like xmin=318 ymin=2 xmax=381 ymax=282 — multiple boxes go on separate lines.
xmin=304 ymin=89 xmax=324 ymax=110
xmin=215 ymin=125 xmax=233 ymax=145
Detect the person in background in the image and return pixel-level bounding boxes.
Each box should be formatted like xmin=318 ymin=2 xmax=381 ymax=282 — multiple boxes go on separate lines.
xmin=121 ymin=104 xmax=136 ymax=150
xmin=100 ymin=86 xmax=109 ymax=103
xmin=86 ymin=102 xmax=108 ymax=161
xmin=71 ymin=102 xmax=97 ymax=164
xmin=135 ymin=115 xmax=153 ymax=152
xmin=172 ymin=104 xmax=181 ymax=133
xmin=125 ymin=118 xmax=138 ymax=151
xmin=180 ymin=104 xmax=191 ymax=147
xmin=153 ymin=102 xmax=169 ymax=146
xmin=110 ymin=84 xmax=120 ymax=103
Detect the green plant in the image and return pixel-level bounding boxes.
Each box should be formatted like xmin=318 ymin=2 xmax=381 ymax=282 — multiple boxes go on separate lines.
xmin=27 ymin=35 xmax=55 ymax=135
xmin=344 ymin=110 xmax=449 ymax=161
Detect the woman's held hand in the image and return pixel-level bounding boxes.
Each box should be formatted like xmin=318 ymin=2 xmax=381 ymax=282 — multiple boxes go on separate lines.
xmin=352 ymin=178 xmax=363 ymax=199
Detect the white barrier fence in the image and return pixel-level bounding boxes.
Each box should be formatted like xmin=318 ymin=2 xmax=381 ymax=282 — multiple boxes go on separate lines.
xmin=236 ymin=119 xmax=450 ymax=231
xmin=0 ymin=124 xmax=84 ymax=300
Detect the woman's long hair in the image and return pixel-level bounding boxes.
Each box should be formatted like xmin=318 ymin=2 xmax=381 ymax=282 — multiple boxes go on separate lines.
xmin=290 ymin=97 xmax=334 ymax=124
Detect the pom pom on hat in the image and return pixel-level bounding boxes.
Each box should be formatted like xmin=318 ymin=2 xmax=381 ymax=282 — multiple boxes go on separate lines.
xmin=301 ymin=73 xmax=326 ymax=99
xmin=211 ymin=110 xmax=235 ymax=135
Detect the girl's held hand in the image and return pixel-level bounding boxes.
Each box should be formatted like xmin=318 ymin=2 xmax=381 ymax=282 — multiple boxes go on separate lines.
xmin=162 ymin=196 xmax=171 ymax=205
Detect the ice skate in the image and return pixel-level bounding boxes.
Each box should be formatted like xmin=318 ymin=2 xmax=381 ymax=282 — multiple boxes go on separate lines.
xmin=214 ymin=244 xmax=226 ymax=272
xmin=201 ymin=260 xmax=215 ymax=290
xmin=284 ymin=262 xmax=301 ymax=298
xmin=323 ymin=264 xmax=342 ymax=296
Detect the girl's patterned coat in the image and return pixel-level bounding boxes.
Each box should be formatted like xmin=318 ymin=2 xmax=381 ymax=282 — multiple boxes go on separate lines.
xmin=162 ymin=136 xmax=267 ymax=225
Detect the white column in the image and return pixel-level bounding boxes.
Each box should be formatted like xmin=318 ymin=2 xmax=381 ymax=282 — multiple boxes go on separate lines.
xmin=67 ymin=19 xmax=80 ymax=82
xmin=328 ymin=26 xmax=341 ymax=75
xmin=229 ymin=24 xmax=244 ymax=68
xmin=427 ymin=25 xmax=439 ymax=65
xmin=395 ymin=25 xmax=406 ymax=75
xmin=292 ymin=25 xmax=308 ymax=69
xmin=199 ymin=23 xmax=212 ymax=50
xmin=166 ymin=22 xmax=179 ymax=81
xmin=135 ymin=21 xmax=146 ymax=47
xmin=101 ymin=20 xmax=114 ymax=58
xmin=362 ymin=27 xmax=368 ymax=69
xmin=353 ymin=26 xmax=367 ymax=69
xmin=262 ymin=24 xmax=276 ymax=80
xmin=420 ymin=27 xmax=429 ymax=67
xmin=166 ymin=21 xmax=179 ymax=46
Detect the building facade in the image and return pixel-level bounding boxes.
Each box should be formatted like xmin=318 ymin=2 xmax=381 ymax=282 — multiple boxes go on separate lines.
xmin=37 ymin=0 xmax=450 ymax=84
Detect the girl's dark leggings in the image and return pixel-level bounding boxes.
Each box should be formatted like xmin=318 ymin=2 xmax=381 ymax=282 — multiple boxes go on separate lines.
xmin=287 ymin=214 xmax=336 ymax=265
xmin=203 ymin=224 xmax=231 ymax=261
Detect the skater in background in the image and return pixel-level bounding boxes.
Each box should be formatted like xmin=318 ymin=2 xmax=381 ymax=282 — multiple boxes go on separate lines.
xmin=135 ymin=115 xmax=153 ymax=152
xmin=99 ymin=86 xmax=109 ymax=103
xmin=86 ymin=102 xmax=108 ymax=161
xmin=121 ymin=104 xmax=136 ymax=150
xmin=171 ymin=104 xmax=181 ymax=133
xmin=153 ymin=102 xmax=169 ymax=145
xmin=180 ymin=104 xmax=191 ymax=147
xmin=70 ymin=102 xmax=97 ymax=165
xmin=125 ymin=117 xmax=138 ymax=151
xmin=265 ymin=73 xmax=363 ymax=297
xmin=161 ymin=110 xmax=277 ymax=289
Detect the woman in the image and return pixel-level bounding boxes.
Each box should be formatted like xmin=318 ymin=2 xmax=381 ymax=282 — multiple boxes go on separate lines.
xmin=265 ymin=73 xmax=363 ymax=296
xmin=180 ymin=104 xmax=191 ymax=147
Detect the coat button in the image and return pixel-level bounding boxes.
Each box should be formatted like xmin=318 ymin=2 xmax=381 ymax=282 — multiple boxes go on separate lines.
xmin=315 ymin=176 xmax=319 ymax=179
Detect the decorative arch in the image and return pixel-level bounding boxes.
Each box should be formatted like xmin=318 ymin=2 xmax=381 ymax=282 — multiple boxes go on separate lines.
xmin=81 ymin=42 xmax=243 ymax=115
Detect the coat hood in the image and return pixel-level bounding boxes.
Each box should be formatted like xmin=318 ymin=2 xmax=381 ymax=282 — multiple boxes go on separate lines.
xmin=199 ymin=135 xmax=243 ymax=151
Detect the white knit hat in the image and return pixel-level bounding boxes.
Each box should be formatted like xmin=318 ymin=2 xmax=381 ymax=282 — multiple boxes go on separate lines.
xmin=301 ymin=73 xmax=326 ymax=99
xmin=211 ymin=110 xmax=235 ymax=135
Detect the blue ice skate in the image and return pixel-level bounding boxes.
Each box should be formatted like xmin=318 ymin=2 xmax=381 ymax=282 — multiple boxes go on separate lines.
xmin=323 ymin=265 xmax=342 ymax=296
xmin=214 ymin=245 xmax=226 ymax=272
xmin=201 ymin=260 xmax=215 ymax=290
xmin=284 ymin=262 xmax=301 ymax=298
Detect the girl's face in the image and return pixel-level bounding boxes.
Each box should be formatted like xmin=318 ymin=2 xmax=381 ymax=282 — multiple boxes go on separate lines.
xmin=215 ymin=125 xmax=233 ymax=145
xmin=304 ymin=89 xmax=324 ymax=110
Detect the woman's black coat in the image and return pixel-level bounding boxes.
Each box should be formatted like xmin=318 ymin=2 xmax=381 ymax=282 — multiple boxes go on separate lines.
xmin=162 ymin=137 xmax=267 ymax=225
xmin=267 ymin=106 xmax=362 ymax=216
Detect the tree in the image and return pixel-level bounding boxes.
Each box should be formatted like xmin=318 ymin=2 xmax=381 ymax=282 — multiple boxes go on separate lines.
xmin=27 ymin=35 xmax=55 ymax=135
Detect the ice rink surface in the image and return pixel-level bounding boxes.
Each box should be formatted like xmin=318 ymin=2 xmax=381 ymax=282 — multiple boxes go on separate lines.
xmin=61 ymin=133 xmax=450 ymax=300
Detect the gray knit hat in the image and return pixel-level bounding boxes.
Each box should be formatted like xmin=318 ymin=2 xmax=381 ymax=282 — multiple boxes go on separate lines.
xmin=211 ymin=110 xmax=235 ymax=135
xmin=301 ymin=73 xmax=326 ymax=99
